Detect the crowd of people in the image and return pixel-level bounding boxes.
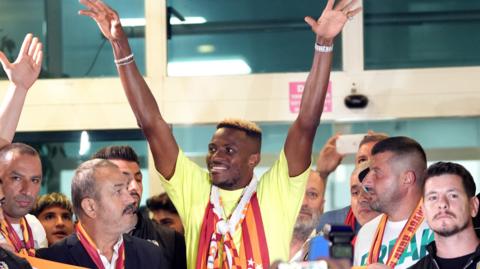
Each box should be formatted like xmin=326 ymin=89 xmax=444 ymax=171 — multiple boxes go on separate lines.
xmin=0 ymin=0 xmax=478 ymax=268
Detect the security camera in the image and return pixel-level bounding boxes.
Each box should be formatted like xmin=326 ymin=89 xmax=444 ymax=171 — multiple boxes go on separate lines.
xmin=344 ymin=83 xmax=368 ymax=109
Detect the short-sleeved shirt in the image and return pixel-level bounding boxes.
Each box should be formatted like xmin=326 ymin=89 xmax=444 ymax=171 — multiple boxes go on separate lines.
xmin=354 ymin=214 xmax=433 ymax=269
xmin=0 ymin=214 xmax=47 ymax=249
xmin=159 ymin=149 xmax=309 ymax=269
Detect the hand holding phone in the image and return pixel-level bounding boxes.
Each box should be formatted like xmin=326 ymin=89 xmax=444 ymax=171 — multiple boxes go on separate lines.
xmin=335 ymin=134 xmax=366 ymax=155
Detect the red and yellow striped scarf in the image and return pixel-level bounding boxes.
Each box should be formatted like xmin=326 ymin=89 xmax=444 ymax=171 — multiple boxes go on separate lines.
xmin=367 ymin=199 xmax=424 ymax=267
xmin=344 ymin=207 xmax=357 ymax=245
xmin=0 ymin=217 xmax=35 ymax=256
xmin=76 ymin=222 xmax=125 ymax=269
xmin=196 ymin=192 xmax=270 ymax=269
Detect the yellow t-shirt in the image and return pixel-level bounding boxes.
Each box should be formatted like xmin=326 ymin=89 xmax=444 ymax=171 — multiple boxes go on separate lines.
xmin=158 ymin=149 xmax=309 ymax=269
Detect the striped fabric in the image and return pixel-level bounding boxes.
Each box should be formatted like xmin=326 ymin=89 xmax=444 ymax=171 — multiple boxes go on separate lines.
xmin=0 ymin=217 xmax=35 ymax=256
xmin=196 ymin=193 xmax=270 ymax=269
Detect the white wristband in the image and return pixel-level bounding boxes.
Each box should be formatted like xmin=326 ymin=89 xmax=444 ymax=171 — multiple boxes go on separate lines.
xmin=116 ymin=57 xmax=135 ymax=66
xmin=114 ymin=53 xmax=134 ymax=65
xmin=314 ymin=43 xmax=333 ymax=53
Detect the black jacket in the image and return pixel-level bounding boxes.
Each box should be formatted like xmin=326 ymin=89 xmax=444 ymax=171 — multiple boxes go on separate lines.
xmin=0 ymin=247 xmax=32 ymax=269
xmin=130 ymin=212 xmax=186 ymax=269
xmin=409 ymin=242 xmax=480 ymax=269
xmin=36 ymin=233 xmax=167 ymax=268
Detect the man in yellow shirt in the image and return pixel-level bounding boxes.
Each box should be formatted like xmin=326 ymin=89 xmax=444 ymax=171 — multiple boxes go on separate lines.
xmin=79 ymin=0 xmax=361 ymax=267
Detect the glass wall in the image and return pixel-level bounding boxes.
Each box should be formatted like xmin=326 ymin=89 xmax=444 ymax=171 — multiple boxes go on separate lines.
xmin=0 ymin=0 xmax=146 ymax=79
xmin=364 ymin=0 xmax=480 ymax=69
xmin=14 ymin=129 xmax=150 ymax=205
xmin=167 ymin=0 xmax=342 ymax=76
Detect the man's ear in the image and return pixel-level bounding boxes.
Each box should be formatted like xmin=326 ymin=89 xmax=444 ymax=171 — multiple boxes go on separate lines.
xmin=403 ymin=170 xmax=417 ymax=186
xmin=248 ymin=153 xmax=261 ymax=168
xmin=81 ymin=198 xmax=97 ymax=218
xmin=470 ymin=196 xmax=479 ymax=218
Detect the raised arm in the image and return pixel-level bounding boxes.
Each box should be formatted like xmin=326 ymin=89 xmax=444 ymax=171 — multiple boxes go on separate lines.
xmin=0 ymin=33 xmax=42 ymax=148
xmin=284 ymin=0 xmax=360 ymax=176
xmin=79 ymin=0 xmax=179 ymax=178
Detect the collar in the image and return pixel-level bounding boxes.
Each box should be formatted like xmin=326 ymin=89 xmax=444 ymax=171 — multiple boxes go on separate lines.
xmin=428 ymin=241 xmax=480 ymax=261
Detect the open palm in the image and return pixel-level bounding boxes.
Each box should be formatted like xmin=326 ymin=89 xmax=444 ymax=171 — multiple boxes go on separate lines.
xmin=305 ymin=0 xmax=362 ymax=40
xmin=0 ymin=33 xmax=42 ymax=90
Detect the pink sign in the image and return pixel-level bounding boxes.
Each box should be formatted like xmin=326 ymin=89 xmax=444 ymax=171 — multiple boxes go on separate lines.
xmin=289 ymin=81 xmax=332 ymax=113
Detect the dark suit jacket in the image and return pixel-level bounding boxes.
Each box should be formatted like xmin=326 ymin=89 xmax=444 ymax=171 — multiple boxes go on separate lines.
xmin=36 ymin=233 xmax=166 ymax=269
xmin=131 ymin=212 xmax=186 ymax=269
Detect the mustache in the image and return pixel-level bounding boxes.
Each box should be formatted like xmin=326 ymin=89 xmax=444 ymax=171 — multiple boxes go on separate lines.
xmin=434 ymin=211 xmax=456 ymax=220
xmin=129 ymin=192 xmax=140 ymax=200
xmin=122 ymin=203 xmax=137 ymax=215
xmin=15 ymin=194 xmax=35 ymax=203
xmin=359 ymin=200 xmax=371 ymax=208
xmin=300 ymin=205 xmax=312 ymax=214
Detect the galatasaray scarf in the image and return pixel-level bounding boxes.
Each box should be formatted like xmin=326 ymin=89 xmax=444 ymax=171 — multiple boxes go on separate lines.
xmin=0 ymin=217 xmax=35 ymax=256
xmin=76 ymin=222 xmax=125 ymax=269
xmin=344 ymin=207 xmax=357 ymax=245
xmin=196 ymin=177 xmax=270 ymax=269
xmin=367 ymin=199 xmax=424 ymax=267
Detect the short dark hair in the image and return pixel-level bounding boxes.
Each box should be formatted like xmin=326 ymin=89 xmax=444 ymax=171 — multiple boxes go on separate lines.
xmin=424 ymin=162 xmax=476 ymax=198
xmin=0 ymin=143 xmax=39 ymax=160
xmin=32 ymin=192 xmax=73 ymax=217
xmin=146 ymin=193 xmax=178 ymax=215
xmin=371 ymin=136 xmax=427 ymax=185
xmin=92 ymin=145 xmax=139 ymax=165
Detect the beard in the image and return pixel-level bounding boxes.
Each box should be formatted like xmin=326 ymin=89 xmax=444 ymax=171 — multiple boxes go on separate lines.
xmin=434 ymin=217 xmax=469 ymax=237
xmin=369 ymin=199 xmax=383 ymax=212
xmin=293 ymin=209 xmax=321 ymax=241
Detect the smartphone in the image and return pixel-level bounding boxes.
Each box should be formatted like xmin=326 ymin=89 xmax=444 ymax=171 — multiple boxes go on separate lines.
xmin=336 ymin=134 xmax=366 ymax=155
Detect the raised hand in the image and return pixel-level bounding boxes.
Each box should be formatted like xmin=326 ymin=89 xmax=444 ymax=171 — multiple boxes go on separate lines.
xmin=78 ymin=0 xmax=125 ymax=41
xmin=0 ymin=33 xmax=42 ymax=91
xmin=316 ymin=134 xmax=345 ymax=179
xmin=304 ymin=0 xmax=362 ymax=41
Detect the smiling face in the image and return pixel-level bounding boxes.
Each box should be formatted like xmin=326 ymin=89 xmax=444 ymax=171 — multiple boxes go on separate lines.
xmin=206 ymin=128 xmax=260 ymax=190
xmin=0 ymin=151 xmax=42 ymax=223
xmin=37 ymin=205 xmax=74 ymax=245
xmin=424 ymin=174 xmax=478 ymax=237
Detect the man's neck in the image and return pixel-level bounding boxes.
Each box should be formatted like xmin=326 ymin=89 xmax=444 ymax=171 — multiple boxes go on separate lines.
xmin=386 ymin=191 xmax=422 ymax=222
xmin=4 ymin=213 xmax=22 ymax=224
xmin=82 ymin=222 xmax=121 ymax=262
xmin=289 ymin=238 xmax=304 ymax=259
xmin=435 ymin=228 xmax=480 ymax=259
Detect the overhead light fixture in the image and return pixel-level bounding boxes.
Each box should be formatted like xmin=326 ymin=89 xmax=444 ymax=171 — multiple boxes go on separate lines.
xmin=78 ymin=131 xmax=91 ymax=156
xmin=170 ymin=16 xmax=207 ymax=25
xmin=197 ymin=44 xmax=215 ymax=54
xmin=168 ymin=59 xmax=252 ymax=76
xmin=120 ymin=16 xmax=207 ymax=27
xmin=120 ymin=18 xmax=146 ymax=27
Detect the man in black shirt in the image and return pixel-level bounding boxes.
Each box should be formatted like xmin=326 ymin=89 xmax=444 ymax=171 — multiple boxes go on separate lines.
xmin=93 ymin=145 xmax=186 ymax=269
xmin=409 ymin=162 xmax=480 ymax=269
